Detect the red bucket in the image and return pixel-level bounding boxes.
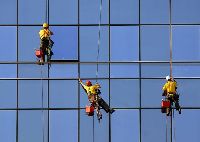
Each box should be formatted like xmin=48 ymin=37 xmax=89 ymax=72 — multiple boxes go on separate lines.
xmin=85 ymin=105 xmax=94 ymax=116
xmin=35 ymin=49 xmax=43 ymax=58
xmin=161 ymin=100 xmax=171 ymax=108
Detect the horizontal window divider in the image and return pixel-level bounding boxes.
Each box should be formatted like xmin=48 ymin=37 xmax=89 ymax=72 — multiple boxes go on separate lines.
xmin=1 ymin=77 xmax=200 ymax=80
xmin=0 ymin=107 xmax=199 ymax=110
xmin=2 ymin=61 xmax=200 ymax=64
xmin=1 ymin=23 xmax=200 ymax=26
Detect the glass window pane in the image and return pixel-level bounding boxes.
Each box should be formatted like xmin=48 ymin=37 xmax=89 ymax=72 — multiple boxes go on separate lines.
xmin=141 ymin=109 xmax=170 ymax=142
xmin=50 ymin=110 xmax=78 ymax=142
xmin=0 ymin=111 xmax=16 ymax=142
xmin=50 ymin=80 xmax=78 ymax=108
xmin=80 ymin=64 xmax=109 ymax=78
xmin=80 ymin=26 xmax=109 ymax=62
xmin=49 ymin=64 xmax=78 ymax=78
xmin=173 ymin=26 xmax=200 ymax=61
xmin=111 ymin=110 xmax=139 ymax=142
xmin=0 ymin=26 xmax=16 ymax=61
xmin=174 ymin=110 xmax=200 ymax=142
xmin=49 ymin=0 xmax=78 ymax=24
xmin=110 ymin=79 xmax=139 ymax=108
xmin=80 ymin=109 xmax=109 ymax=142
xmin=172 ymin=0 xmax=200 ymax=24
xmin=141 ymin=79 xmax=164 ymax=107
xmin=19 ymin=0 xmax=46 ymax=24
xmin=173 ymin=63 xmax=200 ymax=77
xmin=141 ymin=63 xmax=170 ymax=78
xmin=18 ymin=26 xmax=40 ymax=61
xmin=80 ymin=80 xmax=109 ymax=107
xmin=80 ymin=0 xmax=109 ymax=24
xmin=19 ymin=110 xmax=48 ymax=142
xmin=111 ymin=26 xmax=139 ymax=61
xmin=0 ymin=64 xmax=16 ymax=78
xmin=176 ymin=79 xmax=200 ymax=107
xmin=0 ymin=81 xmax=17 ymax=108
xmin=141 ymin=0 xmax=169 ymax=24
xmin=141 ymin=26 xmax=170 ymax=61
xmin=111 ymin=63 xmax=139 ymax=78
xmin=19 ymin=80 xmax=48 ymax=108
xmin=18 ymin=64 xmax=48 ymax=78
xmin=0 ymin=0 xmax=17 ymax=24
xmin=110 ymin=0 xmax=139 ymax=24
xmin=51 ymin=26 xmax=78 ymax=60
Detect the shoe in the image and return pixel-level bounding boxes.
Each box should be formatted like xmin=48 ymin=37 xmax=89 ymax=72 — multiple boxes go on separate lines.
xmin=110 ymin=109 xmax=115 ymax=114
xmin=37 ymin=61 xmax=44 ymax=65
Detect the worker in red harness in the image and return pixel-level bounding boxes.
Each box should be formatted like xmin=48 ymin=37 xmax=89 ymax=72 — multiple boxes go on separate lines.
xmin=162 ymin=76 xmax=181 ymax=115
xmin=39 ymin=23 xmax=54 ymax=63
xmin=79 ymin=79 xmax=115 ymax=120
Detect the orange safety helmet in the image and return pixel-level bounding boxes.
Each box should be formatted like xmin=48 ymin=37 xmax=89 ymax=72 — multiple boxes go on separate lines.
xmin=86 ymin=80 xmax=92 ymax=86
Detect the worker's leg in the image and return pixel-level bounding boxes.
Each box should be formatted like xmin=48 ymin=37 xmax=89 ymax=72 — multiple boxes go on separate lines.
xmin=94 ymin=101 xmax=102 ymax=120
xmin=49 ymin=38 xmax=54 ymax=46
xmin=173 ymin=94 xmax=180 ymax=110
xmin=165 ymin=96 xmax=172 ymax=116
xmin=47 ymin=38 xmax=54 ymax=61
xmin=98 ymin=97 xmax=115 ymax=114
xmin=162 ymin=90 xmax=167 ymax=96
xmin=40 ymin=38 xmax=49 ymax=62
xmin=40 ymin=40 xmax=45 ymax=63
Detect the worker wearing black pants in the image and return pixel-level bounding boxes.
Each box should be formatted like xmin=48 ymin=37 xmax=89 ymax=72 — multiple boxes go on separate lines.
xmin=39 ymin=23 xmax=54 ymax=63
xmin=97 ymin=96 xmax=115 ymax=114
xmin=79 ymin=79 xmax=115 ymax=114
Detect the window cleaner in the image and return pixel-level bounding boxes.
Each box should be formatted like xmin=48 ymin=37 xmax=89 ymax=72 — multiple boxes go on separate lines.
xmin=36 ymin=23 xmax=54 ymax=65
xmin=79 ymin=79 xmax=115 ymax=122
xmin=161 ymin=76 xmax=181 ymax=116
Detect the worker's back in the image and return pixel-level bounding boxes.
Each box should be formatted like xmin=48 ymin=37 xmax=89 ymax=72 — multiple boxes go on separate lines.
xmin=39 ymin=29 xmax=52 ymax=39
xmin=88 ymin=84 xmax=101 ymax=95
xmin=163 ymin=81 xmax=177 ymax=94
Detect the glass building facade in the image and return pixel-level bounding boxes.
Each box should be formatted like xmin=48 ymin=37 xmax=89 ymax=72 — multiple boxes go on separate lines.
xmin=0 ymin=0 xmax=200 ymax=142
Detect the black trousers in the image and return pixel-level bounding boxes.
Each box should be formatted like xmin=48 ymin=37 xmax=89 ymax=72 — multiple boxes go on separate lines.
xmin=40 ymin=38 xmax=54 ymax=61
xmin=98 ymin=97 xmax=112 ymax=113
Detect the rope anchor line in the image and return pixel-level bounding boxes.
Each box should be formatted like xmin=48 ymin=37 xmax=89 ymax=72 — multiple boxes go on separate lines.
xmin=169 ymin=0 xmax=173 ymax=78
xmin=166 ymin=1 xmax=176 ymax=142
xmin=41 ymin=1 xmax=48 ymax=141
xmin=96 ymin=0 xmax=103 ymax=83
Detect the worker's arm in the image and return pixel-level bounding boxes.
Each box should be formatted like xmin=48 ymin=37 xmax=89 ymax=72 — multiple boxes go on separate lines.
xmin=79 ymin=79 xmax=85 ymax=87
xmin=162 ymin=83 xmax=167 ymax=91
xmin=48 ymin=29 xmax=53 ymax=35
xmin=174 ymin=81 xmax=177 ymax=90
xmin=79 ymin=79 xmax=88 ymax=93
xmin=50 ymin=31 xmax=53 ymax=35
xmin=39 ymin=30 xmax=44 ymax=39
xmin=94 ymin=83 xmax=101 ymax=89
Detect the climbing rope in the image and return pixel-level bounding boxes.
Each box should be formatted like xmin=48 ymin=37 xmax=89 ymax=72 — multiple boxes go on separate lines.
xmin=165 ymin=1 xmax=173 ymax=141
xmin=169 ymin=0 xmax=173 ymax=78
xmin=40 ymin=0 xmax=49 ymax=141
xmin=93 ymin=115 xmax=95 ymax=142
xmin=45 ymin=0 xmax=48 ymax=23
xmin=92 ymin=1 xmax=103 ymax=141
xmin=40 ymin=65 xmax=45 ymax=142
xmin=96 ymin=0 xmax=103 ymax=82
xmin=165 ymin=115 xmax=168 ymax=142
xmin=169 ymin=1 xmax=178 ymax=141
xmin=173 ymin=109 xmax=176 ymax=142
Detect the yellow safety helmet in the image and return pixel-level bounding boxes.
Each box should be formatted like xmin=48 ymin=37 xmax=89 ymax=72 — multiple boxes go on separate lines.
xmin=43 ymin=23 xmax=49 ymax=28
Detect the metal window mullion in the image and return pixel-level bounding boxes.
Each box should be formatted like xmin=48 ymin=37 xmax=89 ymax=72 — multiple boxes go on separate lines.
xmin=47 ymin=1 xmax=50 ymax=142
xmin=139 ymin=0 xmax=142 ymax=142
xmin=78 ymin=0 xmax=80 ymax=142
xmin=108 ymin=0 xmax=111 ymax=142
xmin=16 ymin=0 xmax=19 ymax=142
